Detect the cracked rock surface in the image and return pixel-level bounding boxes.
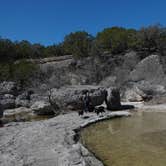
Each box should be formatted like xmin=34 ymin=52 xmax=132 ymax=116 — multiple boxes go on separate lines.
xmin=0 ymin=111 xmax=130 ymax=166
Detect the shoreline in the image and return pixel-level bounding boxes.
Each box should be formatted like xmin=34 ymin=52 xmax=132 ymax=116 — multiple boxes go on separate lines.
xmin=1 ymin=102 xmax=166 ymax=166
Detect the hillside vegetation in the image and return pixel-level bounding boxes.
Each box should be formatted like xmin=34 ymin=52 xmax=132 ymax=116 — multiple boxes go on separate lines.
xmin=1 ymin=24 xmax=166 ymax=87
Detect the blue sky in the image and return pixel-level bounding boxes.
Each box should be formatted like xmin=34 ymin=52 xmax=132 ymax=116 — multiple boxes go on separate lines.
xmin=0 ymin=0 xmax=165 ymax=45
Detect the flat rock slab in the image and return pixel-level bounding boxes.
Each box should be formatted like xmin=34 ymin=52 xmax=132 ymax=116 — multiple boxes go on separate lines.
xmin=0 ymin=111 xmax=130 ymax=166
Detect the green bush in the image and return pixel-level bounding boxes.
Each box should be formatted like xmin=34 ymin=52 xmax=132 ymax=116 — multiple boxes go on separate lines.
xmin=12 ymin=60 xmax=39 ymax=88
xmin=0 ymin=64 xmax=11 ymax=81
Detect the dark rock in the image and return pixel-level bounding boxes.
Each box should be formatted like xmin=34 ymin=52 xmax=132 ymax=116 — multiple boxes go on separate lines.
xmin=0 ymin=81 xmax=18 ymax=95
xmin=106 ymin=88 xmax=121 ymax=110
xmin=0 ymin=104 xmax=3 ymax=118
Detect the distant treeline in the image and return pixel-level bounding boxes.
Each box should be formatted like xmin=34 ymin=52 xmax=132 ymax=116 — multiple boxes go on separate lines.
xmin=1 ymin=24 xmax=166 ymax=85
xmin=1 ymin=24 xmax=166 ymax=63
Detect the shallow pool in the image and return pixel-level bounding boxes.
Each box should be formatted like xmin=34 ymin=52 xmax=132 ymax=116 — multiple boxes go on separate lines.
xmin=81 ymin=111 xmax=166 ymax=166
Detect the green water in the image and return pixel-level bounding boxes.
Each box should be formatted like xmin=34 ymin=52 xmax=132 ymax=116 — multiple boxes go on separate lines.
xmin=3 ymin=113 xmax=55 ymax=123
xmin=81 ymin=111 xmax=166 ymax=166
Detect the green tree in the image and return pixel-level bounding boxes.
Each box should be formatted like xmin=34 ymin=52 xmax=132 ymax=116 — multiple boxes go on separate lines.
xmin=15 ymin=40 xmax=34 ymax=59
xmin=63 ymin=31 xmax=93 ymax=57
xmin=137 ymin=25 xmax=162 ymax=52
xmin=96 ymin=27 xmax=131 ymax=54
xmin=44 ymin=44 xmax=65 ymax=57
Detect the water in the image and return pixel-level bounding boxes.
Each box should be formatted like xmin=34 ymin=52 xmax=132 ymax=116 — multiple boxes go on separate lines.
xmin=2 ymin=112 xmax=55 ymax=124
xmin=81 ymin=111 xmax=166 ymax=166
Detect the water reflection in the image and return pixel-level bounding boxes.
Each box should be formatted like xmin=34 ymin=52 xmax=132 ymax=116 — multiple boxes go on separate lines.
xmin=81 ymin=111 xmax=166 ymax=166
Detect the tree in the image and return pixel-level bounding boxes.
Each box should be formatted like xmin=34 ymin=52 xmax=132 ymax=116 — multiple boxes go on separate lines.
xmin=44 ymin=44 xmax=65 ymax=57
xmin=63 ymin=31 xmax=93 ymax=57
xmin=137 ymin=24 xmax=162 ymax=52
xmin=96 ymin=27 xmax=130 ymax=54
xmin=0 ymin=38 xmax=16 ymax=63
xmin=15 ymin=40 xmax=34 ymax=59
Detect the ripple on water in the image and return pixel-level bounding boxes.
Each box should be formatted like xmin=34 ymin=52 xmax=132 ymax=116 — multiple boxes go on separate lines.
xmin=81 ymin=111 xmax=166 ymax=166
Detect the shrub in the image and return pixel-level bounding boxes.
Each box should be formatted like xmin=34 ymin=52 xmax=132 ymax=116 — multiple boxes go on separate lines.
xmin=12 ymin=60 xmax=39 ymax=88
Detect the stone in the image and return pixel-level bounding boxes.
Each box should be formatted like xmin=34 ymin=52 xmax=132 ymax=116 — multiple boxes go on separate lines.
xmin=129 ymin=55 xmax=166 ymax=85
xmin=0 ymin=94 xmax=15 ymax=110
xmin=15 ymin=92 xmax=31 ymax=108
xmin=3 ymin=107 xmax=32 ymax=117
xmin=0 ymin=81 xmax=18 ymax=95
xmin=0 ymin=110 xmax=130 ymax=166
xmin=106 ymin=88 xmax=121 ymax=110
xmin=31 ymin=101 xmax=55 ymax=115
xmin=122 ymin=81 xmax=166 ymax=102
xmin=30 ymin=94 xmax=49 ymax=104
xmin=15 ymin=99 xmax=30 ymax=108
xmin=50 ymin=85 xmax=107 ymax=110
xmin=123 ymin=89 xmax=144 ymax=102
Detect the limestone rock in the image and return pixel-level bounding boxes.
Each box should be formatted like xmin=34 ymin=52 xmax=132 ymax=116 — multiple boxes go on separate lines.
xmin=0 ymin=81 xmax=18 ymax=95
xmin=0 ymin=94 xmax=15 ymax=109
xmin=3 ymin=107 xmax=32 ymax=117
xmin=106 ymin=88 xmax=121 ymax=110
xmin=50 ymin=85 xmax=107 ymax=110
xmin=129 ymin=55 xmax=166 ymax=85
xmin=0 ymin=111 xmax=129 ymax=166
xmin=15 ymin=92 xmax=31 ymax=108
xmin=31 ymin=101 xmax=55 ymax=115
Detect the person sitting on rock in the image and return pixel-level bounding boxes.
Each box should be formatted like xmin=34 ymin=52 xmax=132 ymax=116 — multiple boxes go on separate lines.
xmin=82 ymin=91 xmax=91 ymax=113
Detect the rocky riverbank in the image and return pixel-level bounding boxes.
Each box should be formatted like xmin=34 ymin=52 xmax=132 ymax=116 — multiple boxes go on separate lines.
xmin=0 ymin=110 xmax=130 ymax=166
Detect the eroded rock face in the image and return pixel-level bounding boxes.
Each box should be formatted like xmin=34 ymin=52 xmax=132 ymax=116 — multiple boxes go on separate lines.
xmin=31 ymin=101 xmax=56 ymax=115
xmin=106 ymin=88 xmax=121 ymax=110
xmin=50 ymin=85 xmax=107 ymax=110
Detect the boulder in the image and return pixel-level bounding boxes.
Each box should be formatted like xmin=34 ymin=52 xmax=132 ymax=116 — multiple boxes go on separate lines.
xmin=0 ymin=81 xmax=18 ymax=95
xmin=137 ymin=81 xmax=166 ymax=96
xmin=0 ymin=94 xmax=15 ymax=110
xmin=31 ymin=101 xmax=56 ymax=115
xmin=50 ymin=85 xmax=107 ymax=110
xmin=122 ymin=81 xmax=166 ymax=102
xmin=15 ymin=98 xmax=30 ymax=108
xmin=15 ymin=92 xmax=31 ymax=108
xmin=3 ymin=107 xmax=32 ymax=123
xmin=129 ymin=55 xmax=166 ymax=85
xmin=30 ymin=94 xmax=49 ymax=105
xmin=99 ymin=76 xmax=117 ymax=88
xmin=122 ymin=88 xmax=144 ymax=102
xmin=106 ymin=88 xmax=121 ymax=110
